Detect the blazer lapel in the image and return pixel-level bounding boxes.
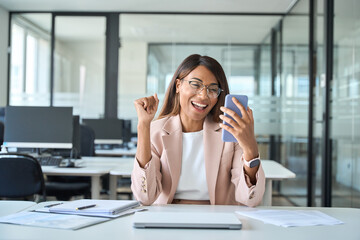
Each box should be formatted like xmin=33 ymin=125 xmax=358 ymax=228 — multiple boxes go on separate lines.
xmin=161 ymin=115 xmax=183 ymax=203
xmin=203 ymin=116 xmax=224 ymax=204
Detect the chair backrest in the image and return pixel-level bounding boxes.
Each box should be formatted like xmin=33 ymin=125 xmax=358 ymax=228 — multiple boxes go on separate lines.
xmin=0 ymin=121 xmax=4 ymax=146
xmin=0 ymin=154 xmax=45 ymax=199
xmin=80 ymin=124 xmax=95 ymax=156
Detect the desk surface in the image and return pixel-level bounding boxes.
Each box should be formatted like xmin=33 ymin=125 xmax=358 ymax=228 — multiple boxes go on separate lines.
xmin=107 ymin=158 xmax=296 ymax=180
xmin=40 ymin=157 xmax=295 ymax=203
xmin=0 ymin=202 xmax=358 ymax=240
xmin=95 ymin=148 xmax=137 ymax=157
xmin=0 ymin=201 xmax=36 ymax=217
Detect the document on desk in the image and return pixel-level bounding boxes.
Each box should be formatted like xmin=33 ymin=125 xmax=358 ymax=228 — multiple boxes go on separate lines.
xmin=0 ymin=211 xmax=108 ymax=230
xmin=43 ymin=199 xmax=141 ymax=218
xmin=235 ymin=209 xmax=344 ymax=227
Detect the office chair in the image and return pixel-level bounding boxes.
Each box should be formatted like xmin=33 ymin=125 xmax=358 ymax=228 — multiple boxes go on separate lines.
xmin=80 ymin=125 xmax=95 ymax=156
xmin=45 ymin=125 xmax=95 ymax=200
xmin=0 ymin=121 xmax=4 ymax=147
xmin=0 ymin=153 xmax=46 ymax=202
xmin=81 ymin=124 xmax=111 ymax=195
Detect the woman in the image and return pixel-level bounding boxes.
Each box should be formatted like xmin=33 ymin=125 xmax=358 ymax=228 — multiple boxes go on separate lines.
xmin=131 ymin=54 xmax=265 ymax=206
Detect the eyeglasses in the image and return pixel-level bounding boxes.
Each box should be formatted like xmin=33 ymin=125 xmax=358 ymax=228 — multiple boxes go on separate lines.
xmin=182 ymin=79 xmax=223 ymax=99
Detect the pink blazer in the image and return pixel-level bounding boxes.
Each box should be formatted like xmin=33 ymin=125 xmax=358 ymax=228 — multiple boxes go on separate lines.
xmin=131 ymin=115 xmax=265 ymax=206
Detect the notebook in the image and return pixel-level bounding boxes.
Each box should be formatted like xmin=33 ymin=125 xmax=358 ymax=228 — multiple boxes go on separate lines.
xmin=132 ymin=212 xmax=242 ymax=230
xmin=48 ymin=199 xmax=140 ymax=217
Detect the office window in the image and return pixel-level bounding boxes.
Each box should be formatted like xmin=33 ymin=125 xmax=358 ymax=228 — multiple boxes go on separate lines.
xmin=9 ymin=14 xmax=51 ymax=106
xmin=53 ymin=16 xmax=106 ymax=118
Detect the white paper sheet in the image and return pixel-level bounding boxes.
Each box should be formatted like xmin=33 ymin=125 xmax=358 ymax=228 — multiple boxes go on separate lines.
xmin=236 ymin=209 xmax=344 ymax=227
xmin=0 ymin=211 xmax=108 ymax=230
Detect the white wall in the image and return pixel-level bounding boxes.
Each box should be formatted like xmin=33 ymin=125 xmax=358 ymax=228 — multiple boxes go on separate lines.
xmin=0 ymin=6 xmax=9 ymax=106
xmin=118 ymin=41 xmax=148 ymax=131
xmin=119 ymin=41 xmax=147 ymax=95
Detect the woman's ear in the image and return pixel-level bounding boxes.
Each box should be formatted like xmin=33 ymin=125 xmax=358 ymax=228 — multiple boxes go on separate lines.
xmin=175 ymin=78 xmax=181 ymax=93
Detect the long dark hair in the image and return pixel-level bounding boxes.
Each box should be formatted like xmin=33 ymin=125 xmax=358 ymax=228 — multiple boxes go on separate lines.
xmin=158 ymin=54 xmax=229 ymax=123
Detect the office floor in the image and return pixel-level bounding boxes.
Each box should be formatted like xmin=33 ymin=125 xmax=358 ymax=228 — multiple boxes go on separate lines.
xmin=272 ymin=179 xmax=360 ymax=208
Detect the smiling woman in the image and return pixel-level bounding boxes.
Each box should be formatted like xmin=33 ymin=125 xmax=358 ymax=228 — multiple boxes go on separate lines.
xmin=131 ymin=54 xmax=265 ymax=206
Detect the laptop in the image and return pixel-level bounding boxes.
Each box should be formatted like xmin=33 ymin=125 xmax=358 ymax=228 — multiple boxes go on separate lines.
xmin=132 ymin=211 xmax=242 ymax=230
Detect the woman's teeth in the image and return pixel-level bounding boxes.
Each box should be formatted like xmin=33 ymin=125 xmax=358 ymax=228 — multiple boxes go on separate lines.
xmin=192 ymin=101 xmax=207 ymax=110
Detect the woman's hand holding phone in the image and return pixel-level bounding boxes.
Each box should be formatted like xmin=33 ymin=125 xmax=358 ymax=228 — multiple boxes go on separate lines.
xmin=219 ymin=94 xmax=258 ymax=160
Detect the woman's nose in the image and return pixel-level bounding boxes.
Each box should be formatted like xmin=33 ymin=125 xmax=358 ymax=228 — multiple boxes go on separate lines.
xmin=197 ymin=87 xmax=209 ymax=98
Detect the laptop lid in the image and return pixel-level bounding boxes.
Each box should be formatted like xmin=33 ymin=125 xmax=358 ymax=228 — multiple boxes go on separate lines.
xmin=132 ymin=212 xmax=242 ymax=230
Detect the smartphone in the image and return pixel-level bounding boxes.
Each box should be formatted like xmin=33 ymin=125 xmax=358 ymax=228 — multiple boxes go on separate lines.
xmin=221 ymin=94 xmax=248 ymax=142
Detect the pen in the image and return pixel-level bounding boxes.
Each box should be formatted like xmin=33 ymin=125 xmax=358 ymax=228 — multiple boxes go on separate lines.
xmin=44 ymin=203 xmax=63 ymax=208
xmin=76 ymin=204 xmax=97 ymax=210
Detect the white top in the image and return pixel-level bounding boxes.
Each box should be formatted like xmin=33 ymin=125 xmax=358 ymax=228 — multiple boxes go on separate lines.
xmin=174 ymin=130 xmax=209 ymax=200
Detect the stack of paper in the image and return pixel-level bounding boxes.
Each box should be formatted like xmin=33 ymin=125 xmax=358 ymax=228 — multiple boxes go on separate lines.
xmin=45 ymin=199 xmax=141 ymax=218
xmin=236 ymin=209 xmax=344 ymax=227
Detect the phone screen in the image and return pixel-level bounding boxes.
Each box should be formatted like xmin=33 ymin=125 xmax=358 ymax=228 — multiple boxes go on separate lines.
xmin=221 ymin=94 xmax=248 ymax=142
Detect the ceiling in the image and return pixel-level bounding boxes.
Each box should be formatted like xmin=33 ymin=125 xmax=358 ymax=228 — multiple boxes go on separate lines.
xmin=4 ymin=0 xmax=314 ymax=47
xmin=0 ymin=0 xmax=298 ymax=13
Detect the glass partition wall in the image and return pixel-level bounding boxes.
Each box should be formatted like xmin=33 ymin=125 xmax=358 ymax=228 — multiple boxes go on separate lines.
xmin=331 ymin=0 xmax=360 ymax=207
xmin=279 ymin=0 xmax=310 ymax=206
xmin=118 ymin=14 xmax=283 ymax=134
xmin=7 ymin=1 xmax=360 ymax=207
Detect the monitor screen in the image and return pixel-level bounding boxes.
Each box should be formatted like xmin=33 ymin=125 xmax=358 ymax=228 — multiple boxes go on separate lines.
xmin=3 ymin=106 xmax=73 ymax=149
xmin=0 ymin=107 xmax=5 ymax=124
xmin=51 ymin=115 xmax=81 ymax=158
xmin=122 ymin=119 xmax=132 ymax=143
xmin=82 ymin=118 xmax=123 ymax=144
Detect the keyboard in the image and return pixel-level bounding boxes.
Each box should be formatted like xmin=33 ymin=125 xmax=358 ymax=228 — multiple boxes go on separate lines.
xmin=37 ymin=156 xmax=63 ymax=166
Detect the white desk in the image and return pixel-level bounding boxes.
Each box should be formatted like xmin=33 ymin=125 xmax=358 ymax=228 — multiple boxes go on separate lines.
xmin=95 ymin=148 xmax=137 ymax=157
xmin=108 ymin=159 xmax=296 ymax=206
xmin=42 ymin=157 xmax=120 ymax=199
xmin=0 ymin=202 xmax=359 ymax=240
xmin=109 ymin=159 xmax=134 ymax=200
xmin=0 ymin=201 xmax=36 ymax=217
xmin=260 ymin=160 xmax=296 ymax=206
xmin=42 ymin=157 xmax=295 ymax=203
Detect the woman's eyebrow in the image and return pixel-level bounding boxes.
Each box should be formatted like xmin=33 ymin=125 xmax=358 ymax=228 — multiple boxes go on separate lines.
xmin=191 ymin=77 xmax=219 ymax=86
xmin=190 ymin=77 xmax=203 ymax=82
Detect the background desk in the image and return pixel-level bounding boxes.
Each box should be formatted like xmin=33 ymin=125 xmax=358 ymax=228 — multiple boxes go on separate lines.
xmin=261 ymin=160 xmax=296 ymax=205
xmin=42 ymin=157 xmax=295 ymax=204
xmin=42 ymin=157 xmax=119 ymax=199
xmin=95 ymin=148 xmax=137 ymax=157
xmin=108 ymin=159 xmax=296 ymax=206
xmin=0 ymin=201 xmax=358 ymax=240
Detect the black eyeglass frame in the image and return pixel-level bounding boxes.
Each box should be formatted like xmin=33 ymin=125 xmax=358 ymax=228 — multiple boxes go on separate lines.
xmin=181 ymin=79 xmax=224 ymax=99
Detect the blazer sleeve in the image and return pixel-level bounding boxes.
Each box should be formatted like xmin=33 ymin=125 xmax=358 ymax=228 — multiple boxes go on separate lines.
xmin=230 ymin=143 xmax=266 ymax=207
xmin=131 ymin=144 xmax=163 ymax=206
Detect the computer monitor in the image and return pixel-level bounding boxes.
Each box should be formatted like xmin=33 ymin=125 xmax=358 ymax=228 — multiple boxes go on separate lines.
xmin=3 ymin=106 xmax=73 ymax=149
xmin=122 ymin=119 xmax=132 ymax=144
xmin=51 ymin=115 xmax=81 ymax=158
xmin=82 ymin=118 xmax=123 ymax=145
xmin=0 ymin=107 xmax=5 ymax=124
